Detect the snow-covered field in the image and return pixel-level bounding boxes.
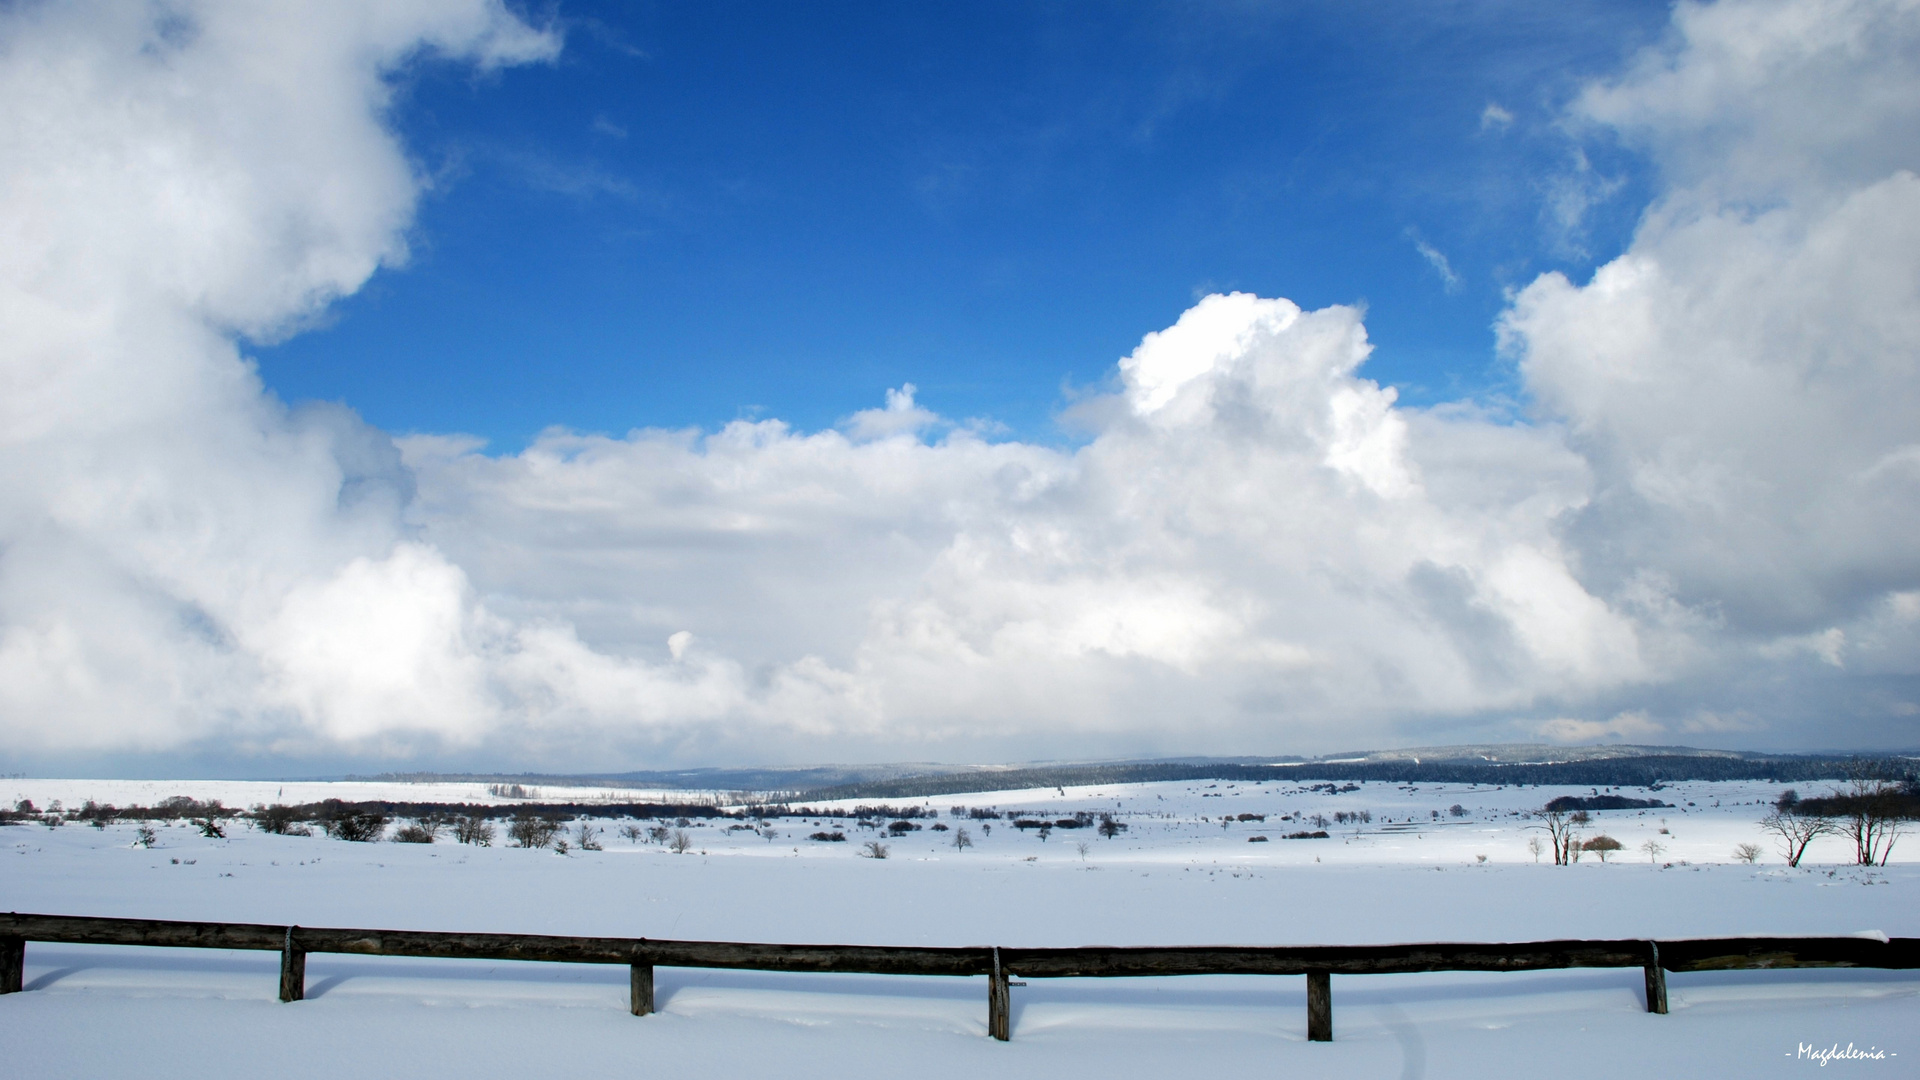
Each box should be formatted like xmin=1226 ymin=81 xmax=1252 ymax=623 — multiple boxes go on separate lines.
xmin=0 ymin=777 xmax=730 ymax=809
xmin=3 ymin=777 xmax=1913 ymax=1078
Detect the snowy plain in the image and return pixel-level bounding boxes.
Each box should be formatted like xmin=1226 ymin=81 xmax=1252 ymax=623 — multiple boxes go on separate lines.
xmin=2 ymin=776 xmax=1912 ymax=1079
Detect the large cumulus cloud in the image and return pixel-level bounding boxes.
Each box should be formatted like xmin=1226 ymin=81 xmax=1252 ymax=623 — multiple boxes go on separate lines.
xmin=1501 ymin=0 xmax=1920 ymax=719
xmin=0 ymin=0 xmax=1915 ymax=771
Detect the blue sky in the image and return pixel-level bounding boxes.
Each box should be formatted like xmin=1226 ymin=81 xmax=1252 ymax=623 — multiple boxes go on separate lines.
xmin=258 ymin=1 xmax=1669 ymax=448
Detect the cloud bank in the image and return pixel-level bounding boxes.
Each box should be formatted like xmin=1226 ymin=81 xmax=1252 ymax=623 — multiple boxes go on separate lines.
xmin=0 ymin=0 xmax=1915 ymax=771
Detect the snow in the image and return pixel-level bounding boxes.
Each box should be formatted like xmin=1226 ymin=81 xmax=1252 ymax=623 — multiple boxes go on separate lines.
xmin=0 ymin=777 xmax=729 ymax=809
xmin=3 ymin=777 xmax=1913 ymax=1078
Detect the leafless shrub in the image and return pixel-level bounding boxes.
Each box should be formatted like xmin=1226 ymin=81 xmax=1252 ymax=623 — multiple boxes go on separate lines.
xmin=324 ymin=809 xmax=389 ymax=843
xmin=648 ymin=825 xmax=671 ymax=844
xmin=133 ymin=825 xmax=157 ymax=848
xmin=508 ymin=813 xmax=562 ymax=849
xmin=255 ymin=804 xmax=301 ymax=835
xmin=453 ymin=815 xmax=496 ymax=846
xmin=392 ymin=823 xmax=436 ymax=843
xmin=952 ymin=827 xmax=972 ymax=851
xmin=576 ymin=823 xmax=602 ymax=851
xmin=669 ymin=829 xmax=692 ymax=854
xmin=619 ymin=824 xmax=646 ymax=844
xmin=860 ymin=840 xmax=889 ymax=859
xmin=1732 ymin=843 xmax=1761 ymax=864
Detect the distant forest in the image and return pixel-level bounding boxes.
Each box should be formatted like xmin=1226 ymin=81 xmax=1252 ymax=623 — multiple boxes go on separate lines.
xmin=798 ymin=755 xmax=1902 ymax=802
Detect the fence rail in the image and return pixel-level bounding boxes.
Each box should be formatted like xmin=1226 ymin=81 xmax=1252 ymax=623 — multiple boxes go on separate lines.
xmin=2 ymin=912 xmax=1914 ymax=1042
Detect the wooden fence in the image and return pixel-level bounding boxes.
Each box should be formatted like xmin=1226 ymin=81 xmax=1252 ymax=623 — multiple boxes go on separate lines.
xmin=2 ymin=912 xmax=1914 ymax=1042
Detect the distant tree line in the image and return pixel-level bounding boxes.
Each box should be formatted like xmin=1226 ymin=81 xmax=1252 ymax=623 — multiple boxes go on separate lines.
xmin=801 ymin=755 xmax=1887 ymax=801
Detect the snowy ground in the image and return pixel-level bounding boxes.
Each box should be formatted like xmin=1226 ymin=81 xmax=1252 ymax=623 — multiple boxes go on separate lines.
xmin=0 ymin=776 xmax=731 ymax=809
xmin=3 ymin=777 xmax=1913 ymax=1078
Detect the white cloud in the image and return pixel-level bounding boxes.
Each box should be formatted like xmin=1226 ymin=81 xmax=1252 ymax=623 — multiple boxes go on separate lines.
xmin=1407 ymin=231 xmax=1462 ymax=292
xmin=1532 ymin=710 xmax=1666 ymax=744
xmin=1503 ymin=0 xmax=1920 ymax=647
xmin=0 ymin=0 xmax=1915 ymax=770
xmin=1479 ymin=102 xmax=1514 ymax=131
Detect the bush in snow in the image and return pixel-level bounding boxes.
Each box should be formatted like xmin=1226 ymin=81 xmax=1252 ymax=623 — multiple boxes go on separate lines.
xmin=453 ymin=815 xmax=496 ymax=846
xmin=860 ymin=840 xmax=889 ymax=859
xmin=507 ymin=814 xmax=561 ymax=849
xmin=255 ymin=804 xmax=301 ymax=835
xmin=1582 ymin=835 xmax=1623 ymax=862
xmin=324 ymin=809 xmax=389 ymax=842
xmin=669 ymin=830 xmax=693 ymax=854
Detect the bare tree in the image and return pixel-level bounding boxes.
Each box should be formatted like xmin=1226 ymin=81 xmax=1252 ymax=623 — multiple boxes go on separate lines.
xmin=1527 ymin=836 xmax=1543 ymax=863
xmin=454 ymin=815 xmax=496 ymax=846
xmin=952 ymin=826 xmax=972 ymax=851
xmin=576 ymin=822 xmax=602 ymax=851
xmin=669 ymin=829 xmax=692 ymax=854
xmin=1075 ymin=841 xmax=1090 ymax=860
xmin=1533 ymin=810 xmax=1584 ymax=866
xmin=619 ymin=823 xmax=645 ymax=845
xmin=1640 ymin=838 xmax=1666 ymax=863
xmin=1834 ymin=764 xmax=1910 ymax=866
xmin=1732 ymin=843 xmax=1761 ymax=864
xmin=860 ymin=840 xmax=889 ymax=859
xmin=1759 ymin=810 xmax=1833 ymax=867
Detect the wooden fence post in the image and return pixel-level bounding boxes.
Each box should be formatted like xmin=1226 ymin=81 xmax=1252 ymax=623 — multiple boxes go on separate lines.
xmin=630 ymin=962 xmax=654 ymax=1016
xmin=0 ymin=935 xmax=22 ymax=994
xmin=278 ymin=926 xmax=304 ymax=1003
xmin=988 ymin=947 xmax=1011 ymax=1042
xmin=1306 ymin=970 xmax=1332 ymax=1042
xmin=1643 ymin=941 xmax=1667 ymax=1015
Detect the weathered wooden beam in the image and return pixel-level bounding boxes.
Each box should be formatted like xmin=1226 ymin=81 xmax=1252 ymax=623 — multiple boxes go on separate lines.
xmin=999 ymin=941 xmax=1651 ymax=978
xmin=638 ymin=940 xmax=992 ymax=977
xmin=1643 ymin=941 xmax=1667 ymax=1015
xmin=1655 ymin=936 xmax=1920 ymax=972
xmin=1306 ymin=971 xmax=1332 ymax=1042
xmin=0 ymin=935 xmax=22 ymax=995
xmin=279 ymin=927 xmax=304 ymax=1003
xmin=630 ymin=962 xmax=653 ymax=1016
xmin=988 ymin=947 xmax=1010 ymax=1042
xmin=0 ymin=913 xmax=287 ymax=952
